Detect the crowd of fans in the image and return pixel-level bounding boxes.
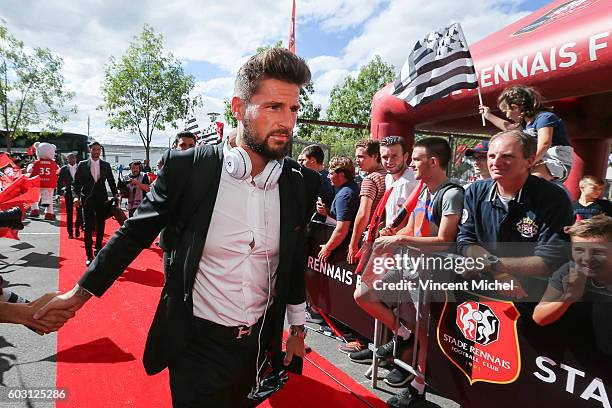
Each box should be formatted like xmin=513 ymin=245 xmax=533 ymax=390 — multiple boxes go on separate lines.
xmin=297 ymin=85 xmax=612 ymax=408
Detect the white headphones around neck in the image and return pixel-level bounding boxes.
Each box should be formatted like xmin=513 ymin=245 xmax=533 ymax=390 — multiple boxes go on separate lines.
xmin=223 ymin=140 xmax=283 ymax=190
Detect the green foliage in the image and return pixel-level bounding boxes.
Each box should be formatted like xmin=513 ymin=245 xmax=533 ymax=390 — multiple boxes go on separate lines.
xmin=0 ymin=24 xmax=76 ymax=151
xmin=307 ymin=56 xmax=395 ymax=158
xmin=99 ymin=24 xmax=201 ymax=162
xmin=223 ymin=98 xmax=237 ymax=128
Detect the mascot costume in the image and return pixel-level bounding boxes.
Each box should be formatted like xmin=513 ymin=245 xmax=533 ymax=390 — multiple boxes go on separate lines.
xmin=29 ymin=142 xmax=59 ymax=220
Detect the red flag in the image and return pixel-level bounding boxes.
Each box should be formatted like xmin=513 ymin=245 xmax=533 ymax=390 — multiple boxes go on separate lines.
xmin=0 ymin=175 xmax=40 ymax=240
xmin=390 ymin=179 xmax=424 ymax=229
xmin=216 ymin=122 xmax=224 ymax=140
xmin=288 ymin=0 xmax=296 ymax=53
xmin=0 ymin=153 xmax=23 ymax=190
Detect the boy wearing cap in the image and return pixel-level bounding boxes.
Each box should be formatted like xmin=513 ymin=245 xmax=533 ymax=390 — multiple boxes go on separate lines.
xmin=464 ymin=140 xmax=490 ymax=186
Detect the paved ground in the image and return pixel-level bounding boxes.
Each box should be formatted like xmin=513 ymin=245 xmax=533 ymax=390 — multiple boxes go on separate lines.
xmin=0 ymin=203 xmax=460 ymax=407
xmin=1 ymin=210 xmax=60 ymax=408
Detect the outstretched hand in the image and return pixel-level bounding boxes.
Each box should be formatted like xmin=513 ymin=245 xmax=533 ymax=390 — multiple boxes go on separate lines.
xmin=33 ymin=284 xmax=92 ymax=323
xmin=9 ymin=292 xmax=75 ymax=335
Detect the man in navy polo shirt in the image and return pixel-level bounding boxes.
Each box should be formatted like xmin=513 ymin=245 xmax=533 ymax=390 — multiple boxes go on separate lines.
xmin=457 ymin=130 xmax=573 ymax=294
xmin=316 ymin=156 xmax=359 ymax=262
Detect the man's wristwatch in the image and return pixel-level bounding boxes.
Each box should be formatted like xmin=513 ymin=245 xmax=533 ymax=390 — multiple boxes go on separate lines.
xmin=289 ymin=325 xmax=307 ymax=339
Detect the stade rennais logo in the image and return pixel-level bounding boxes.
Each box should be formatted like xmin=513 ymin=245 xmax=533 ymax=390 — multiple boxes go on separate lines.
xmin=437 ymin=295 xmax=521 ymax=385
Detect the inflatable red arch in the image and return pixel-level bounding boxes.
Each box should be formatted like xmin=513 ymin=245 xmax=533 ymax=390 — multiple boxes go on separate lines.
xmin=370 ymin=0 xmax=612 ymax=199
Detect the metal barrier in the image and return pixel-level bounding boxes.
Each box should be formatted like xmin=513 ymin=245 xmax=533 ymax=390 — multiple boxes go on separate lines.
xmin=305 ymin=222 xmax=612 ymax=407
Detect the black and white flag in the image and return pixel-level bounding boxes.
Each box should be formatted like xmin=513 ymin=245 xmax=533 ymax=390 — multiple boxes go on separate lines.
xmin=184 ymin=115 xmax=202 ymax=139
xmin=199 ymin=123 xmax=221 ymax=145
xmin=392 ymin=22 xmax=478 ymax=107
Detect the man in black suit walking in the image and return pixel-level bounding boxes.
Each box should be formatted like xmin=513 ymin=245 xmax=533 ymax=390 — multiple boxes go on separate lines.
xmin=72 ymin=141 xmax=118 ymax=265
xmin=57 ymin=153 xmax=83 ymax=239
xmin=35 ymin=48 xmax=319 ymax=407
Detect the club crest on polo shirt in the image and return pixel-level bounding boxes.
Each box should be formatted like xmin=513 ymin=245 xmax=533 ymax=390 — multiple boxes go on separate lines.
xmin=516 ymin=214 xmax=539 ymax=238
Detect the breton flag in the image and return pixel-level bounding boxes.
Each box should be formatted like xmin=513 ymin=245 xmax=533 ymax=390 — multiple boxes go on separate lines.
xmin=184 ymin=115 xmax=201 ymax=139
xmin=199 ymin=122 xmax=223 ymax=145
xmin=392 ymin=23 xmax=478 ymax=107
xmin=288 ymin=0 xmax=296 ymax=53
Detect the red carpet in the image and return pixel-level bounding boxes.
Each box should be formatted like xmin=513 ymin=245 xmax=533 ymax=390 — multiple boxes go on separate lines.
xmin=56 ymin=204 xmax=171 ymax=407
xmin=264 ymin=336 xmax=387 ymax=408
xmin=56 ymin=203 xmax=384 ymax=407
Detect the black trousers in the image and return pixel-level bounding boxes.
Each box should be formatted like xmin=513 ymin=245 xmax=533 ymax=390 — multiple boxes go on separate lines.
xmin=64 ymin=193 xmax=83 ymax=235
xmin=83 ymin=199 xmax=106 ymax=258
xmin=169 ymin=315 xmax=273 ymax=408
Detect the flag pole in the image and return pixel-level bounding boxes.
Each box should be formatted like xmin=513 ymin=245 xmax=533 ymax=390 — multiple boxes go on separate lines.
xmin=477 ymin=87 xmax=486 ymax=127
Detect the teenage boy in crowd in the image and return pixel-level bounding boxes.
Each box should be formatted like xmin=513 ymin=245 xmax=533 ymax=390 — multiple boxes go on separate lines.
xmin=373 ymin=138 xmax=464 ymax=397
xmin=533 ymin=214 xmax=612 ymax=325
xmin=573 ymin=175 xmax=612 ymax=221
xmin=348 ymin=136 xmax=418 ymax=366
xmin=348 ymin=139 xmax=387 ymax=264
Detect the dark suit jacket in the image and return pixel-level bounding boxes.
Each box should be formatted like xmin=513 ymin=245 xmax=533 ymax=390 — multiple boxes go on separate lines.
xmin=78 ymin=144 xmax=319 ymax=375
xmin=57 ymin=165 xmax=75 ymax=198
xmin=72 ymin=159 xmax=118 ymax=204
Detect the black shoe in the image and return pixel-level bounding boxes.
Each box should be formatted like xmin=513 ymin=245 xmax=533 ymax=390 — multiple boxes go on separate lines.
xmin=376 ymin=336 xmax=413 ymax=359
xmin=384 ymin=367 xmax=412 ymax=388
xmin=68 ymin=234 xmax=74 ymax=239
xmin=386 ymin=385 xmax=425 ymax=408
xmin=85 ymin=258 xmax=93 ymax=266
xmin=348 ymin=349 xmax=373 ymax=364
xmin=305 ymin=306 xmax=324 ymax=324
xmin=75 ymin=228 xmax=80 ymax=238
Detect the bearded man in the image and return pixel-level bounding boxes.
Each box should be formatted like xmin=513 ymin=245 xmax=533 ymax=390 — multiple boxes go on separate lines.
xmin=34 ymin=48 xmax=320 ymax=408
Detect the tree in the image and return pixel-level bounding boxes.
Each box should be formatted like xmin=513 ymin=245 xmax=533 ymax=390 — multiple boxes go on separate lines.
xmin=314 ymin=56 xmax=395 ymax=157
xmin=222 ymin=42 xmax=322 ymax=139
xmin=0 ymin=25 xmax=76 ymax=152
xmin=99 ymin=24 xmax=200 ymax=163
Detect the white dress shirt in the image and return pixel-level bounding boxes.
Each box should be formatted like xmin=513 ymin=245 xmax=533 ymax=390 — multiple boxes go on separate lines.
xmin=90 ymin=158 xmax=100 ymax=181
xmin=68 ymin=164 xmax=77 ymax=179
xmin=192 ymin=163 xmax=306 ymax=327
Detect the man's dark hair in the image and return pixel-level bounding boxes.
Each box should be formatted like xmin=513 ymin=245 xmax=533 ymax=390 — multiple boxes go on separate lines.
xmin=301 ymin=144 xmax=325 ymax=164
xmin=175 ymin=131 xmax=196 ymax=143
xmin=490 ymin=130 xmax=537 ymax=159
xmin=380 ymin=136 xmax=408 ymax=155
xmin=355 ymin=139 xmax=381 ymax=162
xmin=234 ymin=47 xmax=311 ymax=101
xmin=414 ymin=137 xmax=451 ymax=170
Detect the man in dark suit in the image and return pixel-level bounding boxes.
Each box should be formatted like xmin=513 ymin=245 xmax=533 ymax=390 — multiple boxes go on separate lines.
xmin=34 ymin=48 xmax=319 ymax=407
xmin=57 ymin=153 xmax=83 ymax=239
xmin=72 ymin=141 xmax=118 ymax=265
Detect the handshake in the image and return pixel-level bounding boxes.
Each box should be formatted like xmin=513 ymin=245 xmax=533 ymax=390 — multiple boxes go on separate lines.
xmin=0 ymin=285 xmax=92 ymax=335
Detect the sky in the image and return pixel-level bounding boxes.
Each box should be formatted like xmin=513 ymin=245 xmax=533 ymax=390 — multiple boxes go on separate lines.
xmin=1 ymin=0 xmax=554 ymax=147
